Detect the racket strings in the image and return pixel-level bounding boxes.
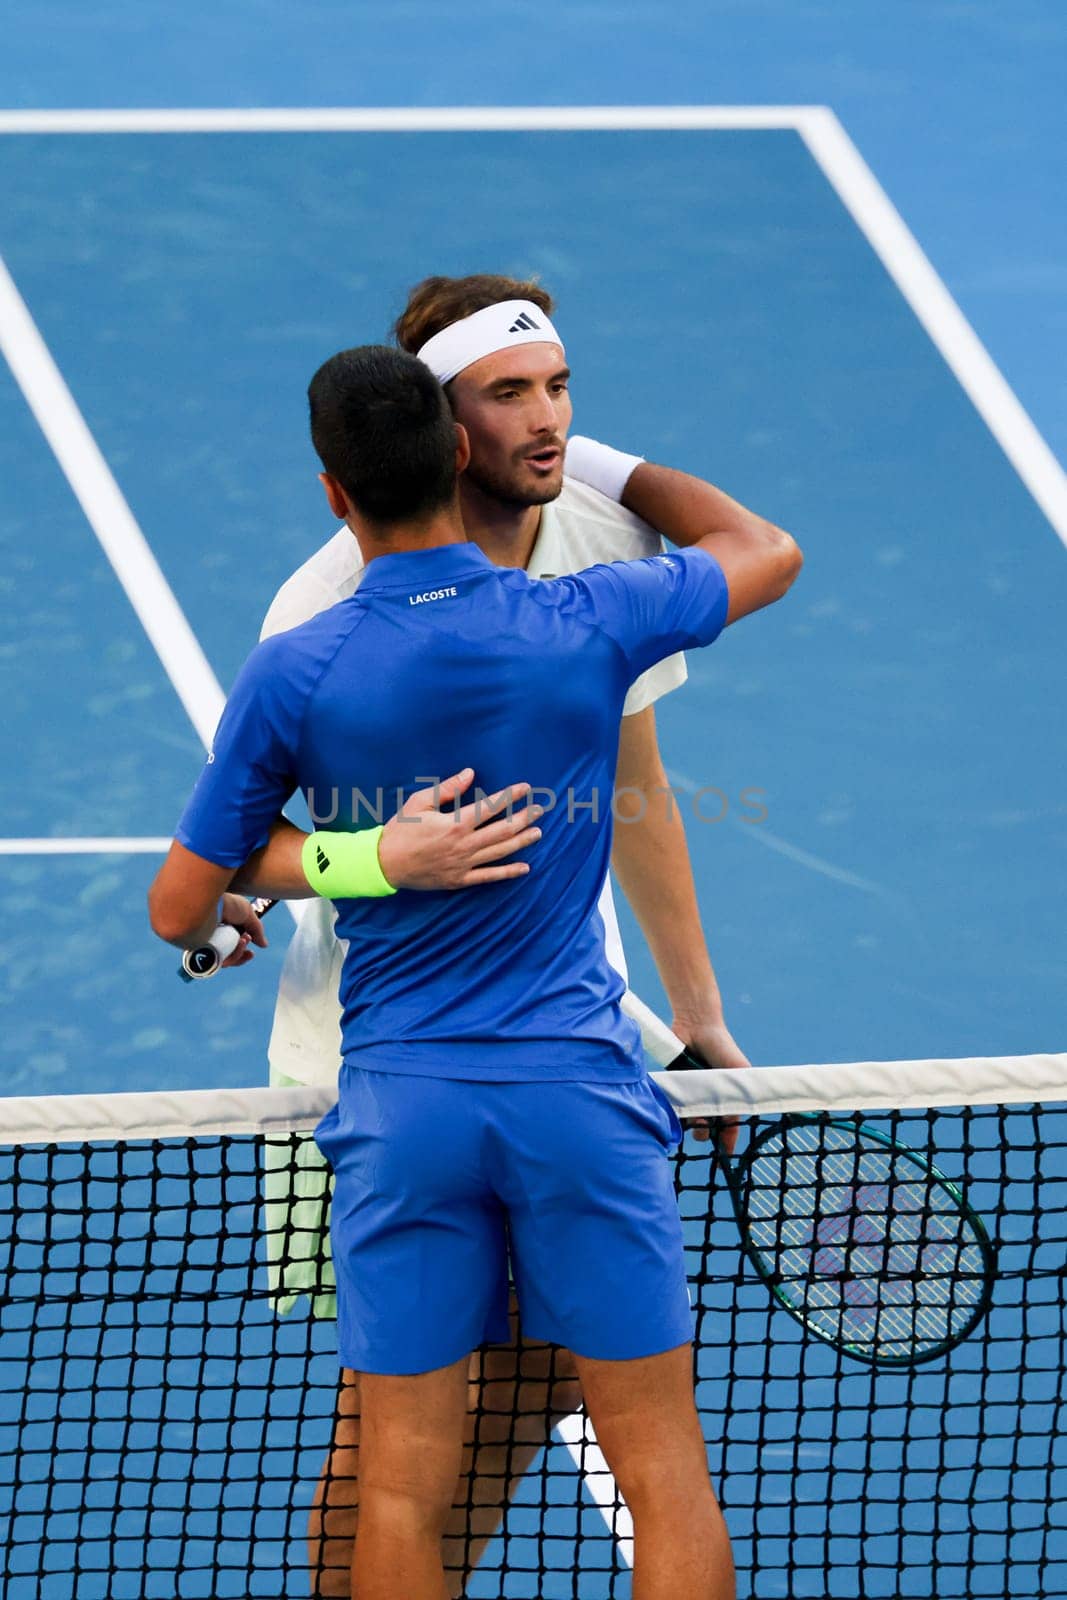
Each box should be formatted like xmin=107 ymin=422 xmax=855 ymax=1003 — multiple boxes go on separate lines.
xmin=737 ymin=1118 xmax=988 ymax=1360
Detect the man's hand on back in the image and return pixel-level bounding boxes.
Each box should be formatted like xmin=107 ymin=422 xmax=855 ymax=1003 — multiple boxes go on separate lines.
xmin=228 ymin=769 xmax=543 ymax=909
xmin=379 ymin=768 xmax=543 ymax=890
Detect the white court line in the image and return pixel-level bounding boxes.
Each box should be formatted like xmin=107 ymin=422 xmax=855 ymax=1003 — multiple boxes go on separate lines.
xmin=0 ymin=254 xmax=225 ymax=746
xmin=0 ymin=102 xmax=1061 ymax=547
xmin=0 ymin=257 xmax=307 ymax=922
xmin=0 ymin=837 xmax=171 ymax=854
xmin=798 ymin=106 xmax=1067 ymax=552
xmin=0 ymin=105 xmax=809 ymax=134
xmin=1 ymin=104 xmax=1059 ymax=1560
xmin=553 ymin=1412 xmax=635 ymax=1568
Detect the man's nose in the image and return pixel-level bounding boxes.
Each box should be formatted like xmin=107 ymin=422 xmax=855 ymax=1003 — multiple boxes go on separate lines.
xmin=529 ymin=391 xmax=558 ymax=433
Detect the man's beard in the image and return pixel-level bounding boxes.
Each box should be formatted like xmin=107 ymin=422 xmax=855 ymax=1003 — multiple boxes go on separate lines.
xmin=463 ymin=454 xmax=564 ymax=509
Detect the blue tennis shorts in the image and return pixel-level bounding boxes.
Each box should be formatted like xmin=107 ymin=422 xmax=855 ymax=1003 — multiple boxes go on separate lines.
xmin=314 ymin=1067 xmax=693 ymax=1375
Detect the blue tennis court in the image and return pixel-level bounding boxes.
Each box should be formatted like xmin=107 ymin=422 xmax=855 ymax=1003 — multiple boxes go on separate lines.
xmin=1 ymin=62 xmax=1065 ymax=1600
xmin=2 ymin=119 xmax=1064 ymax=1091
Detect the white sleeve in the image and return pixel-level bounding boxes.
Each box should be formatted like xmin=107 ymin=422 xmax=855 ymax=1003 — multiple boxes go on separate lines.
xmin=554 ymin=481 xmax=690 ymax=717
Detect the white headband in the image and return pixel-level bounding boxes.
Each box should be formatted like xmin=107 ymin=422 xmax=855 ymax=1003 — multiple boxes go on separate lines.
xmin=417 ymin=299 xmax=565 ymax=385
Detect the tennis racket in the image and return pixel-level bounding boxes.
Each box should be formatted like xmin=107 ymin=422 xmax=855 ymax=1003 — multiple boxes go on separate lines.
xmin=178 ymin=896 xmax=278 ymax=982
xmin=621 ymin=989 xmax=996 ymax=1367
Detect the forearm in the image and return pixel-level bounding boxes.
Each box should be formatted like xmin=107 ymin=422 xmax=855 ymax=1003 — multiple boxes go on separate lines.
xmin=147 ymin=840 xmax=238 ymax=949
xmin=231 ymin=817 xmax=315 ymax=899
xmin=611 ymin=781 xmax=724 ymax=1026
xmin=567 ymin=438 xmax=800 ymax=620
xmin=231 ymin=770 xmax=543 ymax=899
xmin=157 ymin=899 xmax=227 ymax=951
xmin=622 ymin=460 xmax=787 ymax=552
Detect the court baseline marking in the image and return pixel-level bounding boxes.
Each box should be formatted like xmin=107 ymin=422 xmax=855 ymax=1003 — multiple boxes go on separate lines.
xmin=1 ymin=103 xmax=1062 ymax=1569
xmin=797 ymin=108 xmax=1067 ymax=551
xmin=0 ymin=837 xmax=172 ymax=854
xmin=0 ymin=102 xmax=1063 ymax=552
xmin=0 ymin=103 xmax=1062 ymax=797
xmin=0 ymin=101 xmax=1061 ymax=801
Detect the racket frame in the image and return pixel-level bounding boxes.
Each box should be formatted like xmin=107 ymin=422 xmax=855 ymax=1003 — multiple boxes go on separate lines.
xmin=714 ymin=1108 xmax=998 ymax=1367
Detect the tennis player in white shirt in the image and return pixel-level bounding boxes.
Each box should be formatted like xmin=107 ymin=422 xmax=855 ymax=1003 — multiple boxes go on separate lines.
xmin=257 ymin=273 xmax=792 ymax=1596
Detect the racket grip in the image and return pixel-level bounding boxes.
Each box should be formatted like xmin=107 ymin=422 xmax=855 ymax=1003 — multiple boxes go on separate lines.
xmin=178 ymin=922 xmax=242 ymax=983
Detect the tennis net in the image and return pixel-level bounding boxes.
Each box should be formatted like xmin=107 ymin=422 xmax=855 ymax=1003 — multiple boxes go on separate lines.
xmin=2 ymin=1053 xmax=1065 ymax=1599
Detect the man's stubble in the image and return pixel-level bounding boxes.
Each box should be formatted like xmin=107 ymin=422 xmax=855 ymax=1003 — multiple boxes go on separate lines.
xmin=462 ymin=455 xmax=564 ymax=511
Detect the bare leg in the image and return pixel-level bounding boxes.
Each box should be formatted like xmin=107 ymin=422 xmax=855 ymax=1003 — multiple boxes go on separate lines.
xmin=308 ymin=1369 xmax=362 ymax=1597
xmin=350 ymin=1355 xmax=470 ymax=1600
xmin=308 ymin=1326 xmax=583 ymax=1597
xmin=574 ymin=1343 xmax=734 ymax=1600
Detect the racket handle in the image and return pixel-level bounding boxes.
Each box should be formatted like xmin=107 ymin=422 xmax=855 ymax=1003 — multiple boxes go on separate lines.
xmin=179 ymin=923 xmax=241 ymax=983
xmin=176 ymin=896 xmax=278 ymax=984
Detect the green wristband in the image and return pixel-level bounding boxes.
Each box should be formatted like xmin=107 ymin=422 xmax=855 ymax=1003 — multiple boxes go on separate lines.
xmin=301 ymin=827 xmax=397 ymax=900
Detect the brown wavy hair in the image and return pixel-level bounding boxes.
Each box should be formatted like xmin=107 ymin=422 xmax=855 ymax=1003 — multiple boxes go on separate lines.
xmin=393 ymin=274 xmax=555 ymax=356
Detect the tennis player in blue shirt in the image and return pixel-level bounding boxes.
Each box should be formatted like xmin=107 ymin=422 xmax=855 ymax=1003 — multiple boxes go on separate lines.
xmin=150 ymin=342 xmax=801 ymax=1600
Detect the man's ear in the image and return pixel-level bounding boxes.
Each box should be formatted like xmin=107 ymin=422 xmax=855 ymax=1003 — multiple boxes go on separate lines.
xmin=319 ymin=472 xmax=351 ymax=520
xmin=454 ymin=422 xmax=471 ymax=477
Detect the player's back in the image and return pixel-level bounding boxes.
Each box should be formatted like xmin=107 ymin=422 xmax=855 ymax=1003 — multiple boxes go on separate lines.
xmin=178 ymin=539 xmax=729 ymax=1081
xmin=295 ymin=544 xmax=639 ymax=1081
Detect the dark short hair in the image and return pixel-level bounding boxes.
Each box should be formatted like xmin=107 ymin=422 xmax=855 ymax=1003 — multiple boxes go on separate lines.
xmin=307 ymin=344 xmax=457 ymax=524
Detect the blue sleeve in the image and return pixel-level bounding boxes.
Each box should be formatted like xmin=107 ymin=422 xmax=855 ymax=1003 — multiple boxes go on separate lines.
xmin=175 ymin=635 xmax=305 ymax=868
xmin=569 ymin=548 xmax=729 ymax=681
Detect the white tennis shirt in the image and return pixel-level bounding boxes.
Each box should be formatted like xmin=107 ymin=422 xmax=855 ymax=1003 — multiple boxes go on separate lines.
xmin=261 ymin=478 xmax=687 ymax=1087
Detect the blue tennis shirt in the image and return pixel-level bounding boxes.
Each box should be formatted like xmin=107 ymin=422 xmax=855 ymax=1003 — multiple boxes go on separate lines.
xmin=177 ymin=542 xmax=729 ymax=1080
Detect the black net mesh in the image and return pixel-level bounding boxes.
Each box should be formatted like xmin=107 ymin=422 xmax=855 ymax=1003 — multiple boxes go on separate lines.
xmin=2 ymin=1095 xmax=1065 ymax=1599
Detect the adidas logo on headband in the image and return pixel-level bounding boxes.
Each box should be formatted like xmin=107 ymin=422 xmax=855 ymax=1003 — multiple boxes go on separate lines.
xmin=418 ymin=300 xmax=565 ymax=384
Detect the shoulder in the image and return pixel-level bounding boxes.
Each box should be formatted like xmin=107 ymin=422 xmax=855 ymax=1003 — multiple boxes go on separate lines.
xmin=551 ymin=547 xmax=724 ymax=623
xmin=244 ymin=597 xmax=366 ymax=697
xmin=550 ymin=478 xmax=665 ymax=568
xmin=261 ymin=527 xmax=364 ymax=640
